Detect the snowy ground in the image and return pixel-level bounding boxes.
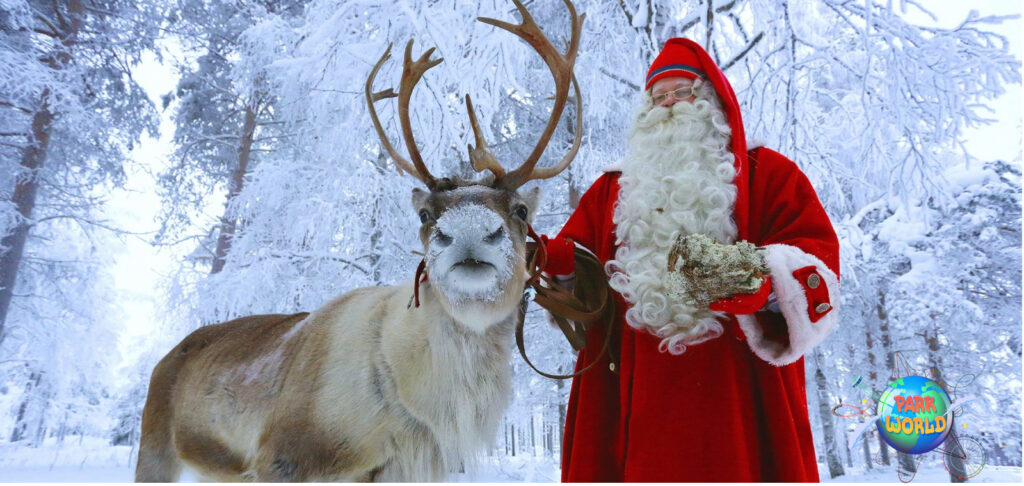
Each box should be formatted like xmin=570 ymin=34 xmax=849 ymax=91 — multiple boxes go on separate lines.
xmin=819 ymin=463 xmax=1022 ymax=483
xmin=0 ymin=438 xmax=1019 ymax=482
xmin=0 ymin=438 xmax=560 ymax=482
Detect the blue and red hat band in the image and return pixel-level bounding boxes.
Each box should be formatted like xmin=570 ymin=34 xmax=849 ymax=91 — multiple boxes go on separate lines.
xmin=645 ymin=64 xmax=706 ymax=86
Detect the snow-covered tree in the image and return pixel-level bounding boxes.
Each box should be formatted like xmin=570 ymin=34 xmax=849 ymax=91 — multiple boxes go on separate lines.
xmin=155 ymin=0 xmax=307 ymax=276
xmin=0 ymin=0 xmax=161 ymax=445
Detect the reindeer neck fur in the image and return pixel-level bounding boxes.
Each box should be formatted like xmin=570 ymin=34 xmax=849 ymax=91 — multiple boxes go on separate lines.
xmin=311 ymin=281 xmax=520 ymax=478
xmin=398 ymin=282 xmax=520 ymax=468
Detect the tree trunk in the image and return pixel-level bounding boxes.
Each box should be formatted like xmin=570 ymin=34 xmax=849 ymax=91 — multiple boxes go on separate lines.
xmin=896 ymin=450 xmax=919 ymax=478
xmin=813 ymin=354 xmax=845 ymax=478
xmin=368 ymin=206 xmax=382 ymax=284
xmin=56 ymin=410 xmax=67 ymax=444
xmin=874 ymin=427 xmax=890 ymax=467
xmin=877 ymin=291 xmax=917 ymax=474
xmin=0 ymin=96 xmax=53 ymax=341
xmin=30 ymin=403 xmax=47 ymax=446
xmin=844 ymin=435 xmax=853 ymax=467
xmin=1 ymin=0 xmax=86 ymax=337
xmin=210 ymin=103 xmax=258 ymax=274
xmin=367 ymin=151 xmax=389 ymax=284
xmin=504 ymin=421 xmax=510 ymax=455
xmin=545 ymin=413 xmax=554 ymax=457
xmin=530 ymin=415 xmax=536 ymax=456
xmin=867 ymin=306 xmax=890 ymax=465
xmin=510 ymin=424 xmax=516 ymax=456
xmin=704 ymin=0 xmax=714 ymax=52
xmin=9 ymin=371 xmax=41 ymax=442
xmin=861 ymin=430 xmax=873 ymax=469
xmin=926 ymin=332 xmax=968 ymax=482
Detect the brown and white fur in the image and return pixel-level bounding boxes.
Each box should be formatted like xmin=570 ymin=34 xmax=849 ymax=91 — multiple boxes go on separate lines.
xmin=136 ymin=182 xmax=541 ymax=482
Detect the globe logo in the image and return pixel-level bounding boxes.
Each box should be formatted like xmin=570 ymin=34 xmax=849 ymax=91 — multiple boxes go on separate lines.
xmin=875 ymin=375 xmax=952 ymax=454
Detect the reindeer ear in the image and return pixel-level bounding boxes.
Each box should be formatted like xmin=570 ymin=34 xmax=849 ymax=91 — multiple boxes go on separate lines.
xmin=411 ymin=188 xmax=430 ymax=211
xmin=520 ymin=186 xmax=542 ymax=224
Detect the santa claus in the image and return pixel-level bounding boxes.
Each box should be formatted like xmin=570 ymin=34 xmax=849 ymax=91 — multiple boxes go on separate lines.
xmin=542 ymin=38 xmax=840 ymax=481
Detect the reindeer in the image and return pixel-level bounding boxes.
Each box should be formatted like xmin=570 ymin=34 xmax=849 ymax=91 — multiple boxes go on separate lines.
xmin=135 ymin=1 xmax=584 ymax=482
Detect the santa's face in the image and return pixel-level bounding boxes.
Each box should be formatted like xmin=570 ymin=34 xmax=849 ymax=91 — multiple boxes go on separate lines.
xmin=650 ymin=76 xmax=697 ymax=107
xmin=605 ymin=77 xmax=738 ymax=354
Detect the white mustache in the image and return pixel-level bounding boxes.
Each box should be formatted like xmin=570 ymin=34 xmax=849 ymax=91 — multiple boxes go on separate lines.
xmin=635 ymin=99 xmax=711 ymax=129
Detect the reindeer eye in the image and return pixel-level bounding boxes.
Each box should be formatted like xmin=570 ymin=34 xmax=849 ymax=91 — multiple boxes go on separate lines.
xmin=419 ymin=210 xmax=432 ymax=224
xmin=513 ymin=205 xmax=528 ymax=221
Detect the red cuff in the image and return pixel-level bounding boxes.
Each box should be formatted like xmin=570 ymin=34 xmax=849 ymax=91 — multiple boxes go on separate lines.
xmin=709 ymin=276 xmax=772 ymax=314
xmin=542 ymin=235 xmax=575 ymax=275
xmin=792 ymin=265 xmax=833 ymax=322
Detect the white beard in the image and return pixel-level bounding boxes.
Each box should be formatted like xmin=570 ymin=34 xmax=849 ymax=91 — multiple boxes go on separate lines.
xmin=605 ymin=88 xmax=738 ymax=354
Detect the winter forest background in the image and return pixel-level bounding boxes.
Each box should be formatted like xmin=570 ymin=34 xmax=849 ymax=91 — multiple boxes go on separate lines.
xmin=0 ymin=0 xmax=1021 ymax=482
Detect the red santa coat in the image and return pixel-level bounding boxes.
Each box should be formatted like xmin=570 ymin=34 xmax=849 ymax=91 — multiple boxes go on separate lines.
xmin=553 ymin=39 xmax=840 ymax=482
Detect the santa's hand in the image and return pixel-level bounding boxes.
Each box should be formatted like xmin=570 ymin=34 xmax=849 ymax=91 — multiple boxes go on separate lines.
xmin=709 ymin=276 xmax=772 ymax=314
xmin=540 ymin=234 xmax=576 ymax=276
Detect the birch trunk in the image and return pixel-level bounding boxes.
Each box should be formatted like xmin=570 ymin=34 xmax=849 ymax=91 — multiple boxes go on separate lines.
xmin=926 ymin=331 xmax=968 ymax=482
xmin=878 ymin=291 xmax=918 ymax=475
xmin=861 ymin=432 xmax=873 ymax=469
xmin=867 ymin=306 xmax=890 ymax=465
xmin=813 ymin=353 xmax=845 ymax=478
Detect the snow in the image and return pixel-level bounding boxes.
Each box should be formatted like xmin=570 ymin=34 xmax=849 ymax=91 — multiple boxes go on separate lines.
xmin=945 ymin=162 xmax=997 ymax=192
xmin=0 ymin=439 xmax=561 ymax=482
xmin=0 ymin=440 xmax=1020 ymax=483
xmin=820 ymin=463 xmax=1022 ymax=483
xmin=0 ymin=437 xmax=135 ymax=482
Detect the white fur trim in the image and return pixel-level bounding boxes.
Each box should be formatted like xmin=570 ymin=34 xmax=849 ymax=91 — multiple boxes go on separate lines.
xmin=735 ymin=243 xmax=839 ymax=366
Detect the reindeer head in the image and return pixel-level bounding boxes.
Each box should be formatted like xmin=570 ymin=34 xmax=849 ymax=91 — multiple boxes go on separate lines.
xmin=365 ymin=0 xmax=584 ymax=332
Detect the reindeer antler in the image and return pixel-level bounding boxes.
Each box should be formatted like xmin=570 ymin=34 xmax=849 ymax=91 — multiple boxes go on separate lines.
xmin=472 ymin=0 xmax=585 ymax=190
xmin=365 ymin=41 xmax=442 ymax=189
xmin=366 ymin=1 xmax=585 ymax=190
xmin=465 ymin=94 xmax=506 ymax=178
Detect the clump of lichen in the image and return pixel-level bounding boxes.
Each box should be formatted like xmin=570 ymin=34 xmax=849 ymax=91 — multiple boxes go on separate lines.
xmin=665 ymin=233 xmax=769 ymax=307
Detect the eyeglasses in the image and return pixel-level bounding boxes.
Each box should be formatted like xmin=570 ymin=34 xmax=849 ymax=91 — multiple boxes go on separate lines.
xmin=652 ymin=86 xmax=696 ymax=105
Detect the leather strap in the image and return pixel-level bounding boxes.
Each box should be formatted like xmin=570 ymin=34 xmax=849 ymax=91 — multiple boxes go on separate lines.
xmin=517 ymin=227 xmax=618 ymax=379
xmin=412 ymin=259 xmax=427 ymax=308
